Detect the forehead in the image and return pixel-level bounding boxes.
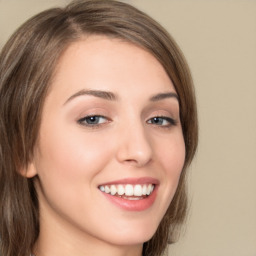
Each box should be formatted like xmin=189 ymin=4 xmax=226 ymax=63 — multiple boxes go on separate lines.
xmin=49 ymin=35 xmax=176 ymax=101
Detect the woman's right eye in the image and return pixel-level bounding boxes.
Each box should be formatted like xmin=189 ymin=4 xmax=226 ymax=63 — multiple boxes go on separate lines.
xmin=78 ymin=115 xmax=109 ymax=127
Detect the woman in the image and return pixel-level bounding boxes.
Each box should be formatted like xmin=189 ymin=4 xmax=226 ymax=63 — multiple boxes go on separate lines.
xmin=0 ymin=0 xmax=198 ymax=256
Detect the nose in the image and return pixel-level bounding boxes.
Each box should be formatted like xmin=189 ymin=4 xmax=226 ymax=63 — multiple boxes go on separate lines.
xmin=115 ymin=122 xmax=153 ymax=167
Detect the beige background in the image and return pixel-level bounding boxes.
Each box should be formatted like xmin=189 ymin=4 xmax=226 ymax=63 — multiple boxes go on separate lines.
xmin=0 ymin=0 xmax=255 ymax=255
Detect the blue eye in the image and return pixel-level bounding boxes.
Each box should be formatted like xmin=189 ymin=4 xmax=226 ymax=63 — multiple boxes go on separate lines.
xmin=78 ymin=115 xmax=108 ymax=126
xmin=147 ymin=116 xmax=176 ymax=127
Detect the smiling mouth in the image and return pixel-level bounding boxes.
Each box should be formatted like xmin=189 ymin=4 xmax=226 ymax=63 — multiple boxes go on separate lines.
xmin=98 ymin=184 xmax=155 ymax=200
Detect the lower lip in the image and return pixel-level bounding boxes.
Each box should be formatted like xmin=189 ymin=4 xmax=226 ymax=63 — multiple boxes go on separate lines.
xmin=100 ymin=186 xmax=158 ymax=211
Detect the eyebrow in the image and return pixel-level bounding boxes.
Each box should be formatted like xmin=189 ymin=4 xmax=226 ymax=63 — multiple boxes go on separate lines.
xmin=150 ymin=92 xmax=179 ymax=102
xmin=64 ymin=89 xmax=117 ymax=105
xmin=64 ymin=89 xmax=179 ymax=105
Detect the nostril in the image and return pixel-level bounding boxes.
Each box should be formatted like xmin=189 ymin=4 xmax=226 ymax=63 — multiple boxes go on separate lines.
xmin=123 ymin=159 xmax=138 ymax=165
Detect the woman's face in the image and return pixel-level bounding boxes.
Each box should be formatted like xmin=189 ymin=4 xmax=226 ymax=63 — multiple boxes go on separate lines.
xmin=31 ymin=35 xmax=185 ymax=250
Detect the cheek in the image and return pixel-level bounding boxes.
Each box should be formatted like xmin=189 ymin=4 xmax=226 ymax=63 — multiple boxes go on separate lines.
xmin=33 ymin=125 xmax=116 ymax=223
xmin=159 ymin=131 xmax=185 ymax=169
xmin=34 ymin=122 xmax=113 ymax=191
xmin=166 ymin=139 xmax=185 ymax=175
xmin=156 ymin=133 xmax=186 ymax=196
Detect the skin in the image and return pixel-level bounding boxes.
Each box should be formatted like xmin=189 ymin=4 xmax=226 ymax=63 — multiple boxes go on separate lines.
xmin=27 ymin=35 xmax=185 ymax=256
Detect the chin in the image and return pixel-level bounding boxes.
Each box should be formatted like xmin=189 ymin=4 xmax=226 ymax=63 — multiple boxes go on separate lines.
xmin=100 ymin=220 xmax=159 ymax=247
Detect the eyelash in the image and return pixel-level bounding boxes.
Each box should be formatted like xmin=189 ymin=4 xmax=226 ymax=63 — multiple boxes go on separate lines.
xmin=78 ymin=115 xmax=177 ymax=128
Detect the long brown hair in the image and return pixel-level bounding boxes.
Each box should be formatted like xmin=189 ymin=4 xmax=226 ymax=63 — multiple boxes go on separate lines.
xmin=0 ymin=1 xmax=198 ymax=256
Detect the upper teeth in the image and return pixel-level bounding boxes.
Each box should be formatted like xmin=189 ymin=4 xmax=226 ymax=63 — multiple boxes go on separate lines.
xmin=99 ymin=184 xmax=154 ymax=197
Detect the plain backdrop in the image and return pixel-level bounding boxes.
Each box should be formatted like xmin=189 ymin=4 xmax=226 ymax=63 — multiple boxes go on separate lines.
xmin=0 ymin=1 xmax=255 ymax=256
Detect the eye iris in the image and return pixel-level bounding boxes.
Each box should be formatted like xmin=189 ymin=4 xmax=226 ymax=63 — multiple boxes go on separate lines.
xmin=153 ymin=117 xmax=163 ymax=124
xmin=86 ymin=116 xmax=99 ymax=124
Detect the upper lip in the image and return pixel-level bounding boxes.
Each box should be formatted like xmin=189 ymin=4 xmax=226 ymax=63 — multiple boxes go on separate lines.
xmin=98 ymin=177 xmax=159 ymax=186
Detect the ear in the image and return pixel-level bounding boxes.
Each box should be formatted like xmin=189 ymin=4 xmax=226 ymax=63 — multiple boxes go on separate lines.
xmin=20 ymin=162 xmax=38 ymax=178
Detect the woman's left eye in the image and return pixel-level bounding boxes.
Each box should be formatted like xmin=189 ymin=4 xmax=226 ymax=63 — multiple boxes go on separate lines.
xmin=78 ymin=115 xmax=109 ymax=126
xmin=147 ymin=116 xmax=177 ymax=127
